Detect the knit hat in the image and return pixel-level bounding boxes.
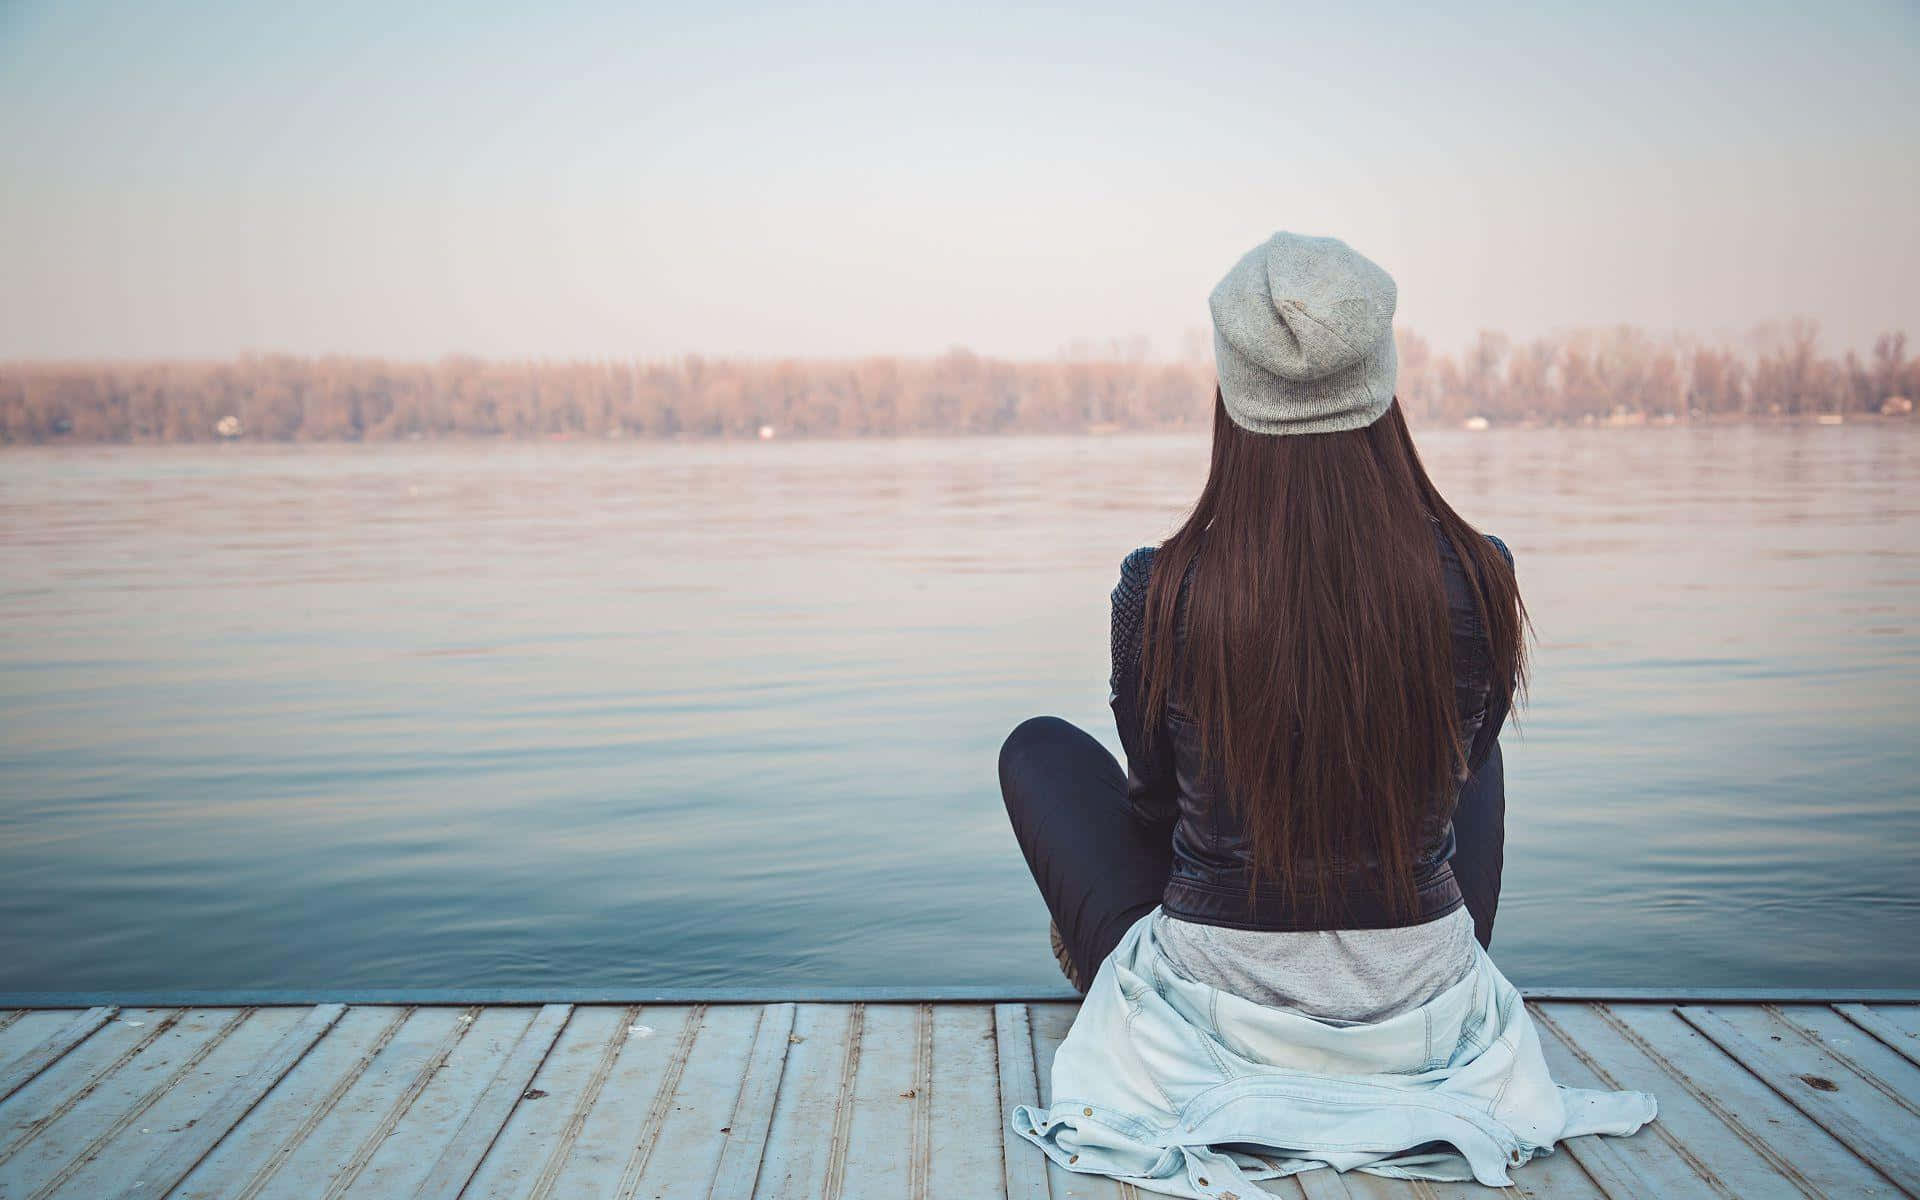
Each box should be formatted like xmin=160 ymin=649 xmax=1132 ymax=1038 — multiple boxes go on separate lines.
xmin=1209 ymin=231 xmax=1398 ymax=435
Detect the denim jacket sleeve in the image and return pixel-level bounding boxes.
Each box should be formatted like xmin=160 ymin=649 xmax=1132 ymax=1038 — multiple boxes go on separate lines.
xmin=1463 ymin=533 xmax=1516 ymax=775
xmin=1110 ymin=547 xmax=1179 ymax=834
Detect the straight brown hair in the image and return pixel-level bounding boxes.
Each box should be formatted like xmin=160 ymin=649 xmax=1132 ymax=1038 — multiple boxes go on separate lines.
xmin=1140 ymin=390 xmax=1527 ymax=921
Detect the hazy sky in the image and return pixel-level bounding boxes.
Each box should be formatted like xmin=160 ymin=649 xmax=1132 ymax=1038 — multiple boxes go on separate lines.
xmin=3 ymin=0 xmax=1916 ymax=362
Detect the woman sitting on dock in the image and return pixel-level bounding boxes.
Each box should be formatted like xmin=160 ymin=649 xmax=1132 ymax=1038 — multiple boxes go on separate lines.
xmin=998 ymin=232 xmax=1656 ymax=1197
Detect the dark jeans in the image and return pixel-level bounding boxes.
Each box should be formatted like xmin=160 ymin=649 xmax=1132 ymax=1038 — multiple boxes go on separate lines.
xmin=998 ymin=715 xmax=1505 ymax=990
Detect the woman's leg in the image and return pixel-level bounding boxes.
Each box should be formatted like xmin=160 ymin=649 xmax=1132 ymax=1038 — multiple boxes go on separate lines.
xmin=1451 ymin=737 xmax=1506 ymax=949
xmin=1000 ymin=716 xmax=1173 ymax=991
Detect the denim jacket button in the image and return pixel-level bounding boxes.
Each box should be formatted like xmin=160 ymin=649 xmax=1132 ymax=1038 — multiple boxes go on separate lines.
xmin=1083 ymin=1106 xmax=1093 ymax=1116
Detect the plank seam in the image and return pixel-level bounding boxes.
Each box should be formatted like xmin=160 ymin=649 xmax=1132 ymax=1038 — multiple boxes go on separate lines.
xmin=1530 ymin=1004 xmax=1730 ymax=1200
xmin=819 ymin=1001 xmax=865 ymax=1200
xmin=1765 ymin=1003 xmax=1920 ymax=1118
xmin=0 ymin=1011 xmax=179 ymax=1167
xmin=525 ymin=1003 xmax=640 ymax=1200
xmin=229 ymin=1006 xmax=414 ymax=1200
xmin=417 ymin=1003 xmax=574 ymax=1200
xmin=909 ymin=1002 xmax=933 ymax=1200
xmin=112 ymin=1002 xmax=348 ymax=1200
xmin=0 ymin=1011 xmax=26 ymax=1037
xmin=614 ymin=1002 xmax=706 ymax=1200
xmin=705 ymin=1002 xmax=796 ymax=1200
xmin=320 ymin=1003 xmax=482 ymax=1200
xmin=1834 ymin=1003 xmax=1920 ymax=1070
xmin=1586 ymin=1003 xmax=1824 ymax=1200
xmin=1676 ymin=1005 xmax=1920 ymax=1197
xmin=27 ymin=1007 xmax=254 ymax=1200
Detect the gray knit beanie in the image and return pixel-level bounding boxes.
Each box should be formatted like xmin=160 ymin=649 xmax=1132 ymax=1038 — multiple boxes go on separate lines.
xmin=1209 ymin=231 xmax=1398 ymax=436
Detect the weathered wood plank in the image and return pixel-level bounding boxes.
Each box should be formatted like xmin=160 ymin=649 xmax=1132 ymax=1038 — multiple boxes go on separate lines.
xmin=754 ymin=1003 xmax=861 ymax=1200
xmin=35 ymin=1007 xmax=304 ymax=1200
xmin=707 ymin=1002 xmax=797 ymax=1199
xmin=0 ymin=1010 xmax=179 ymax=1170
xmin=993 ymin=1005 xmax=1048 ymax=1200
xmin=928 ymin=1004 xmax=1007 ymax=1200
xmin=1713 ymin=1004 xmax=1920 ymax=1127
xmin=1677 ymin=1005 xmax=1920 ymax=1195
xmin=111 ymin=1003 xmax=345 ymax=1200
xmin=459 ymin=1004 xmax=635 ymax=1200
xmin=833 ymin=1003 xmax=928 ymax=1199
xmin=510 ymin=1004 xmax=702 ymax=1197
xmin=245 ymin=1005 xmax=480 ymax=1200
xmin=1602 ymin=1002 xmax=1896 ymax=1199
xmin=0 ymin=1008 xmax=247 ymax=1200
xmin=1868 ymin=1003 xmax=1920 ymax=1038
xmin=1529 ymin=1004 xmax=1711 ymax=1199
xmin=1533 ymin=1002 xmax=1815 ymax=1199
xmin=0 ymin=1008 xmax=115 ymax=1105
xmin=1770 ymin=1004 xmax=1920 ymax=1107
xmin=1836 ymin=1003 xmax=1920 ymax=1069
xmin=610 ymin=1003 xmax=760 ymax=1198
xmin=0 ymin=1012 xmax=106 ymax=1100
xmin=22 ymin=1013 xmax=293 ymax=1198
xmin=343 ymin=1006 xmax=538 ymax=1198
xmin=167 ymin=1006 xmax=410 ymax=1200
xmin=416 ymin=1003 xmax=572 ymax=1200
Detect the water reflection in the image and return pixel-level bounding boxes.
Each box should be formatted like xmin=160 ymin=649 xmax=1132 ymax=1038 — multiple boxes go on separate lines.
xmin=0 ymin=426 xmax=1915 ymax=992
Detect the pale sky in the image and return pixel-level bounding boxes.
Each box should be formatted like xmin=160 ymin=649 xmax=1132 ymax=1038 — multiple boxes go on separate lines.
xmin=2 ymin=0 xmax=1916 ymax=362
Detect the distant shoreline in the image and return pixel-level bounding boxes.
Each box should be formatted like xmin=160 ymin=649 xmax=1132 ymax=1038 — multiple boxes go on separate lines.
xmin=0 ymin=410 xmax=1909 ymax=449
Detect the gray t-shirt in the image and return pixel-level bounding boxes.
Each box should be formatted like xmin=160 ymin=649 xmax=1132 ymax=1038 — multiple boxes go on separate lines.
xmin=1151 ymin=906 xmax=1479 ymax=1024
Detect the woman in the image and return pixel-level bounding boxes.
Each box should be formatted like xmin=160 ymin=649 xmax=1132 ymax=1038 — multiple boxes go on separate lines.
xmin=998 ymin=232 xmax=1655 ymax=1196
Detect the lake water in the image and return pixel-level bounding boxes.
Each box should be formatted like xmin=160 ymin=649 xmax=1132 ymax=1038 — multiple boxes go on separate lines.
xmin=2 ymin=427 xmax=1916 ymax=996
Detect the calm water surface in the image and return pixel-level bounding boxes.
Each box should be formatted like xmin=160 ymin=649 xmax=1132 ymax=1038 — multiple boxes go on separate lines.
xmin=2 ymin=428 xmax=1916 ymax=993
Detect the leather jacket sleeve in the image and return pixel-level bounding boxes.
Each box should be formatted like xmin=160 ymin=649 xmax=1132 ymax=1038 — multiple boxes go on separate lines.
xmin=1109 ymin=547 xmax=1179 ymax=835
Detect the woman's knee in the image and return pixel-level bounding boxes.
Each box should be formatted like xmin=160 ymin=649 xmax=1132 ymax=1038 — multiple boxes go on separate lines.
xmin=998 ymin=715 xmax=1076 ymax=793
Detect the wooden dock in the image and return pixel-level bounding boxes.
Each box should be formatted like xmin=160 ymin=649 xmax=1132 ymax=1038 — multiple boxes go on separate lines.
xmin=0 ymin=992 xmax=1915 ymax=1198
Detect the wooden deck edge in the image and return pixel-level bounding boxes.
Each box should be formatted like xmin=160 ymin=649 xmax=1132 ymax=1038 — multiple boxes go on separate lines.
xmin=1 ymin=986 xmax=1916 ymax=1009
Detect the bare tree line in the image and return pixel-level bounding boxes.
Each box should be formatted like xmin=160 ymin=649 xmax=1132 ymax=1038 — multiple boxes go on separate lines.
xmin=1 ymin=320 xmax=1912 ymax=444
xmin=1394 ymin=321 xmax=1914 ymax=427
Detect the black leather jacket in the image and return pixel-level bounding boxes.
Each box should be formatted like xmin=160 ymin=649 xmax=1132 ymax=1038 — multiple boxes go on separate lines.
xmin=1110 ymin=527 xmax=1515 ymax=932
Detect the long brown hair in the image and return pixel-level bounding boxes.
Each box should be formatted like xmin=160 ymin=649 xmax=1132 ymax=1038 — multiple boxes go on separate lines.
xmin=1141 ymin=390 xmax=1527 ymax=921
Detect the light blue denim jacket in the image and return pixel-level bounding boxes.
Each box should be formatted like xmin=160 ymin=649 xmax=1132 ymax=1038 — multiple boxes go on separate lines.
xmin=1011 ymin=910 xmax=1657 ymax=1198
